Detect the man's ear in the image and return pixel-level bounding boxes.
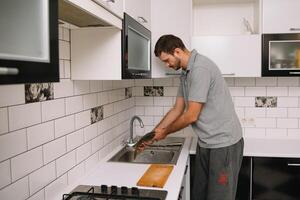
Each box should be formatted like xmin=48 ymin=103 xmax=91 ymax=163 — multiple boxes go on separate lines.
xmin=173 ymin=48 xmax=182 ymax=56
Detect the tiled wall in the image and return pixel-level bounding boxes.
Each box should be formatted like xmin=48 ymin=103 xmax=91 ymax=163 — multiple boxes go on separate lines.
xmin=0 ymin=26 xmax=135 ymax=200
xmin=133 ymin=77 xmax=300 ymax=140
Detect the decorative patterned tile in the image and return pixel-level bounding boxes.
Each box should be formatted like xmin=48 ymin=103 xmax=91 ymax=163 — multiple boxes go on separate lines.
xmin=25 ymin=83 xmax=54 ymax=103
xmin=125 ymin=87 xmax=132 ymax=99
xmin=91 ymin=106 xmax=103 ymax=124
xmin=255 ymin=97 xmax=277 ymax=107
xmin=144 ymin=86 xmax=164 ymax=96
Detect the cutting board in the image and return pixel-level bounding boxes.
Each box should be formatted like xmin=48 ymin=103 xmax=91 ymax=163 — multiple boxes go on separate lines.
xmin=137 ymin=164 xmax=174 ymax=188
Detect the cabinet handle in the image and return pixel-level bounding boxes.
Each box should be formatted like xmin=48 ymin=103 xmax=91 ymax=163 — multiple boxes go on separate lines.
xmin=289 ymin=72 xmax=300 ymax=75
xmin=165 ymin=72 xmax=181 ymax=76
xmin=287 ymin=163 xmax=300 ymax=167
xmin=184 ymin=165 xmax=188 ymax=175
xmin=222 ymin=73 xmax=235 ymax=76
xmin=106 ymin=0 xmax=115 ymax=3
xmin=0 ymin=67 xmax=19 ymax=75
xmin=137 ymin=16 xmax=148 ymax=23
xmin=290 ymin=28 xmax=300 ymax=31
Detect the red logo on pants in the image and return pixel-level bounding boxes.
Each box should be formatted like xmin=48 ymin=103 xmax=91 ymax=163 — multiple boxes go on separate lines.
xmin=218 ymin=171 xmax=228 ymax=186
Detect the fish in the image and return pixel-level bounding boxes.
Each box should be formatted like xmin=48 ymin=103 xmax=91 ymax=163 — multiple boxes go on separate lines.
xmin=133 ymin=131 xmax=156 ymax=159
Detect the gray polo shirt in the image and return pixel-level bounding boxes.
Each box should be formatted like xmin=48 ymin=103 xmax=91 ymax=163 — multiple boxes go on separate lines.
xmin=178 ymin=50 xmax=242 ymax=148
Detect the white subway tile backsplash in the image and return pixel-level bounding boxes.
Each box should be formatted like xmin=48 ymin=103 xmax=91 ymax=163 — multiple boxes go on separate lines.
xmin=0 ymin=108 xmax=8 ymax=135
xmin=27 ymin=189 xmax=44 ymax=200
xmin=9 ymin=103 xmax=41 ymax=131
xmin=277 ymin=118 xmax=298 ymax=128
xmin=11 ymin=147 xmax=43 ymax=181
xmin=288 ymin=108 xmax=300 ymax=118
xmin=135 ymin=106 xmax=145 ymax=115
xmin=278 ymin=77 xmax=299 ymax=86
xmin=59 ymin=60 xmax=65 ymax=78
xmin=0 ymin=85 xmax=25 ymax=107
xmin=154 ymin=78 xmax=173 ymax=86
xmin=103 ymin=104 xmax=114 ymax=118
xmin=90 ymin=81 xmax=101 ymax=93
xmin=245 ymin=87 xmax=266 ymax=96
xmin=255 ymin=118 xmax=276 ymax=128
xmin=255 ymin=77 xmax=277 ymax=86
xmin=133 ymin=87 xmax=143 ymax=97
xmin=229 ymin=87 xmax=244 ymax=96
xmin=29 ymin=162 xmax=56 ymax=195
xmin=234 ymin=97 xmax=254 ymax=107
xmin=42 ymin=99 xmax=65 ymax=122
xmin=59 ymin=27 xmax=63 ymax=40
xmin=56 ymin=150 xmax=76 ymax=177
xmin=0 ymin=160 xmax=11 ymax=189
xmin=76 ymin=142 xmax=92 ymax=163
xmin=74 ymin=81 xmax=90 ymax=95
xmin=140 ymin=116 xmax=154 ymax=126
xmin=267 ymin=87 xmax=288 ymax=96
xmin=67 ymin=129 xmax=84 ymax=152
xmin=91 ymin=135 xmax=104 ymax=153
xmin=84 ymin=123 xmax=98 ymax=142
xmin=98 ymin=91 xmax=110 ymax=105
xmin=0 ymin=129 xmax=27 ymax=162
xmin=54 ymin=79 xmax=74 ymax=98
xmin=0 ymin=177 xmax=29 ymax=200
xmin=45 ymin=174 xmax=68 ymax=200
xmin=287 ymin=129 xmax=300 ymax=138
xmin=135 ymin=79 xmax=153 ymax=86
xmin=85 ymin=152 xmax=99 ymax=172
xmin=154 ymin=97 xmax=173 ymax=106
xmin=98 ymin=118 xmax=112 ymax=134
xmin=173 ymin=77 xmax=180 ymax=86
xmin=145 ymin=106 xmax=164 ymax=116
xmin=68 ymin=162 xmax=85 ymax=185
xmin=235 ymin=107 xmax=245 ymax=119
xmin=266 ymin=108 xmax=288 ymax=118
xmin=55 ymin=115 xmax=75 ymax=138
xmin=64 ymin=60 xmax=71 ymax=79
xmin=59 ymin=40 xmax=70 ymax=60
xmin=43 ymin=137 xmax=66 ymax=164
xmin=136 ymin=97 xmax=153 ymax=106
xmin=103 ymin=81 xmax=113 ymax=91
xmin=245 ymin=108 xmax=265 ymax=118
xmin=288 ymin=87 xmax=300 ymax=96
xmin=83 ymin=94 xmax=98 ymax=110
xmin=75 ymin=110 xmax=91 ymax=129
xmin=27 ymin=121 xmax=55 ymax=149
xmin=63 ymin=27 xmax=70 ymax=41
xmin=66 ymin=96 xmax=83 ymax=115
xmin=277 ymin=97 xmax=299 ymax=107
xmin=266 ymin=128 xmax=287 ymax=139
xmin=235 ymin=78 xmax=255 ymax=86
xmin=164 ymin=87 xmax=178 ymax=96
xmin=244 ymin=128 xmax=266 ymax=138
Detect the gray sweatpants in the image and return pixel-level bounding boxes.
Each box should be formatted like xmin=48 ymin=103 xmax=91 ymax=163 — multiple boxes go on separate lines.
xmin=192 ymin=138 xmax=244 ymax=200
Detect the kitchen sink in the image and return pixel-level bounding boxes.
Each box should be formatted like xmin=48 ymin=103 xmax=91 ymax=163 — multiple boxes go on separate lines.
xmin=108 ymin=137 xmax=185 ymax=165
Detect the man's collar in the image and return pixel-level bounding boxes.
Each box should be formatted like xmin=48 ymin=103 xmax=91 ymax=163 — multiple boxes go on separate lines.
xmin=186 ymin=49 xmax=197 ymax=71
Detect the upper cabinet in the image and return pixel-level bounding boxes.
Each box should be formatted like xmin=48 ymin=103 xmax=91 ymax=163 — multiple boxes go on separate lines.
xmin=192 ymin=0 xmax=261 ymax=77
xmin=93 ymin=0 xmax=124 ymax=19
xmin=151 ymin=0 xmax=192 ymax=78
xmin=0 ymin=0 xmax=59 ymax=84
xmin=262 ymin=0 xmax=300 ymax=33
xmin=124 ymin=0 xmax=151 ymax=30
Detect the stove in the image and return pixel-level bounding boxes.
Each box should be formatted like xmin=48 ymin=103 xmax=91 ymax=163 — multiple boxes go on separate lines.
xmin=63 ymin=185 xmax=168 ymax=200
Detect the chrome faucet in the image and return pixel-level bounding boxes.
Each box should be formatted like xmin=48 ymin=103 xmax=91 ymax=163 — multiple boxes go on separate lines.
xmin=127 ymin=115 xmax=144 ymax=147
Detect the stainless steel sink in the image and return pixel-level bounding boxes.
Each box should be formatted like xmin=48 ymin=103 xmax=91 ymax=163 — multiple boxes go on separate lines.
xmin=108 ymin=137 xmax=185 ymax=165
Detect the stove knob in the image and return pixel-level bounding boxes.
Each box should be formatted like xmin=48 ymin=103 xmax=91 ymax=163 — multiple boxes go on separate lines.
xmin=121 ymin=186 xmax=128 ymax=194
xmin=111 ymin=185 xmax=118 ymax=194
xmin=131 ymin=187 xmax=139 ymax=196
xmin=101 ymin=185 xmax=108 ymax=193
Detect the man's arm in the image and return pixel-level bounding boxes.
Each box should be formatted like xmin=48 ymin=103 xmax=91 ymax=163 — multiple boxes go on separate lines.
xmin=155 ymin=96 xmax=185 ymax=129
xmin=154 ymin=101 xmax=203 ymax=140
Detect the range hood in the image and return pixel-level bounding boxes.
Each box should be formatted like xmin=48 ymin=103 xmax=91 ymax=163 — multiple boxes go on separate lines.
xmin=59 ymin=0 xmax=122 ymax=29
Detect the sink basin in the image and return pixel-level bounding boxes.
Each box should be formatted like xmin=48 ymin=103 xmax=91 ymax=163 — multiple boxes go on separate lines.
xmin=108 ymin=137 xmax=185 ymax=164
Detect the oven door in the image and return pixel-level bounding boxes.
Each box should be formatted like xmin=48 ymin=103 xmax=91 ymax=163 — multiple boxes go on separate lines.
xmin=262 ymin=33 xmax=300 ymax=76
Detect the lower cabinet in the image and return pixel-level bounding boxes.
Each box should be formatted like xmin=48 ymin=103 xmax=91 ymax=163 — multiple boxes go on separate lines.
xmin=236 ymin=156 xmax=252 ymax=200
xmin=178 ymin=157 xmax=190 ymax=200
xmin=253 ymin=157 xmax=300 ymax=200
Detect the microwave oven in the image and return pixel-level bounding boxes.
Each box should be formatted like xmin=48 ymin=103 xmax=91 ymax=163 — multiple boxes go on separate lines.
xmin=262 ymin=33 xmax=300 ymax=76
xmin=122 ymin=13 xmax=151 ymax=79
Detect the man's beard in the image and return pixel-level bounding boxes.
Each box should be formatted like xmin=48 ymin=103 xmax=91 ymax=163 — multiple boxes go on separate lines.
xmin=173 ymin=58 xmax=181 ymax=71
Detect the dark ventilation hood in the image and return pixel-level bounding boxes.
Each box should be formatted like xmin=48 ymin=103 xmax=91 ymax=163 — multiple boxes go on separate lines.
xmin=58 ymin=0 xmax=122 ymax=29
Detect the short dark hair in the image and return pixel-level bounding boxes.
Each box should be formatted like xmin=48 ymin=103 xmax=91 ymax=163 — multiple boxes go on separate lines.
xmin=154 ymin=35 xmax=186 ymax=57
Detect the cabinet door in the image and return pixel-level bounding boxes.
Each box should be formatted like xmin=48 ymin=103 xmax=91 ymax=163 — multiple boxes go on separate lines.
xmin=0 ymin=0 xmax=59 ymax=84
xmin=93 ymin=0 xmax=124 ymax=18
xmin=151 ymin=0 xmax=192 ymax=78
xmin=192 ymin=35 xmax=261 ymax=77
xmin=236 ymin=157 xmax=252 ymax=200
xmin=125 ymin=0 xmax=151 ymax=30
xmin=253 ymin=157 xmax=300 ymax=200
xmin=262 ymin=0 xmax=300 ymax=33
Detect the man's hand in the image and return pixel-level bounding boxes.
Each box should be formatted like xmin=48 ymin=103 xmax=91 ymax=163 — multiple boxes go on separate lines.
xmin=153 ymin=128 xmax=167 ymax=141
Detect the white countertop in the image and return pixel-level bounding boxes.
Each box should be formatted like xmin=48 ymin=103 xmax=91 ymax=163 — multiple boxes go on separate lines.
xmin=55 ymin=137 xmax=192 ymax=200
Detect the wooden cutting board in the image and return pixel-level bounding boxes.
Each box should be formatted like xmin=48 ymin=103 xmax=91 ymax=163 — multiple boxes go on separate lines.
xmin=137 ymin=164 xmax=174 ymax=188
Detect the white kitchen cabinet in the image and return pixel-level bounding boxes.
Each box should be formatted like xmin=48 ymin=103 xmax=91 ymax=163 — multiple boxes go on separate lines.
xmin=71 ymin=27 xmax=122 ymax=80
xmin=124 ymin=0 xmax=151 ymax=30
xmin=262 ymin=0 xmax=300 ymax=33
xmin=151 ymin=0 xmax=192 ymax=78
xmin=192 ymin=35 xmax=261 ymax=77
xmin=178 ymin=157 xmax=190 ymax=200
xmin=93 ymin=0 xmax=124 ymax=19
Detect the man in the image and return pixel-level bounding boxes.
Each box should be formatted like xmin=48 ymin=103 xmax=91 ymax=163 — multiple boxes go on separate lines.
xmin=150 ymin=35 xmax=244 ymax=200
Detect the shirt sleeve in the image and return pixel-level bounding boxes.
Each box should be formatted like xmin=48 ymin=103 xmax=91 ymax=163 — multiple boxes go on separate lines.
xmin=188 ymin=67 xmax=211 ymax=103
xmin=177 ymin=77 xmax=184 ymax=97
